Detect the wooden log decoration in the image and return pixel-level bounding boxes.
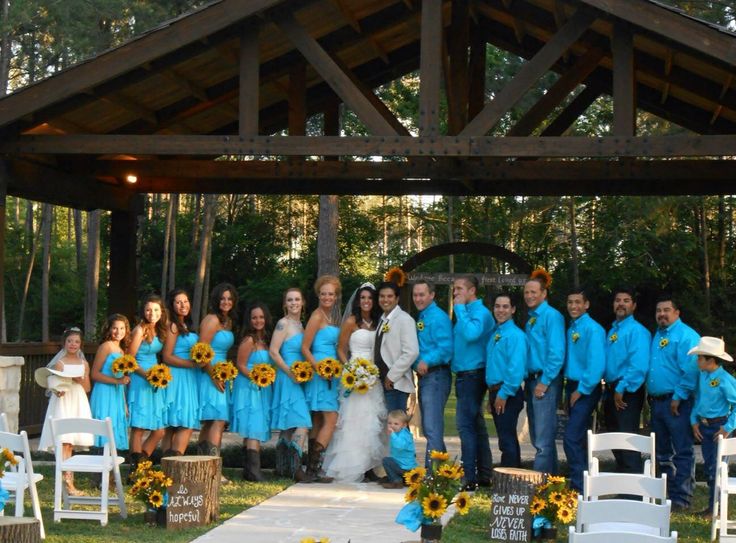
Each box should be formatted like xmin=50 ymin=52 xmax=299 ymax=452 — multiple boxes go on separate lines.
xmin=489 ymin=467 xmax=544 ymax=543
xmin=0 ymin=517 xmax=41 ymax=543
xmin=161 ymin=455 xmax=221 ymax=529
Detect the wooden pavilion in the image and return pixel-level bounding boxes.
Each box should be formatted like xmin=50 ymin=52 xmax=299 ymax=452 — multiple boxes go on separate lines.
xmin=0 ymin=0 xmax=735 ymax=323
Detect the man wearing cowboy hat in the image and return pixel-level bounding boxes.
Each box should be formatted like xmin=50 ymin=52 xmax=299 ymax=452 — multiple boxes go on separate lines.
xmin=689 ymin=336 xmax=736 ymax=516
xmin=646 ymin=295 xmax=700 ymax=511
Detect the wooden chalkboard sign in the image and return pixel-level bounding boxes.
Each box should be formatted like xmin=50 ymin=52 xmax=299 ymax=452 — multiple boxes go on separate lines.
xmin=489 ymin=467 xmax=544 ymax=542
xmin=166 ymin=481 xmax=206 ymax=529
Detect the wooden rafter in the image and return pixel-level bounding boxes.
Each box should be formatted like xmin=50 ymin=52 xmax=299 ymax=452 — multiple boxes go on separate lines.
xmin=419 ymin=0 xmax=443 ymax=137
xmin=540 ymin=84 xmax=603 ymax=136
xmin=612 ymin=21 xmax=635 ymax=137
xmin=239 ymin=22 xmax=260 ymax=136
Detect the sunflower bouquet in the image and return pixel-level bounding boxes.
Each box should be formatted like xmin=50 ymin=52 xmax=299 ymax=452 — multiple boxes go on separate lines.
xmin=128 ymin=460 xmax=173 ymax=510
xmin=291 ymin=361 xmax=314 ymax=383
xmin=316 ymin=357 xmax=343 ymax=388
xmin=530 ymin=475 xmax=577 ymax=536
xmin=249 ymin=363 xmax=276 ymax=388
xmin=212 ymin=361 xmax=238 ymax=390
xmin=396 ymin=451 xmax=471 ymax=534
xmin=340 ymin=357 xmax=379 ymax=396
xmin=111 ymin=354 xmax=138 ymax=376
xmin=190 ymin=342 xmax=215 ymax=368
xmin=146 ymin=363 xmax=173 ymax=390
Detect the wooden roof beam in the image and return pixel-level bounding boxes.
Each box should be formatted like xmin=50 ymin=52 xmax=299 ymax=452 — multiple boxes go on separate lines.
xmin=501 ymin=0 xmax=527 ymax=43
xmin=460 ymin=8 xmax=596 ymax=136
xmin=240 ymin=22 xmax=260 ymax=136
xmin=331 ymin=0 xmax=361 ymax=33
xmin=612 ymin=22 xmax=636 ymax=137
xmin=95 ymin=92 xmax=159 ymax=126
xmin=419 ymin=0 xmax=443 ymax=137
xmin=540 ymin=84 xmax=603 ymax=136
xmin=660 ymin=50 xmax=672 ymax=104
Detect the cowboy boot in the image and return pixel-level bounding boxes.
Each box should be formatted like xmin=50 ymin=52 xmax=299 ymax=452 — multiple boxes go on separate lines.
xmin=242 ymin=449 xmax=266 ymax=482
xmin=306 ymin=441 xmax=334 ymax=484
xmin=63 ymin=471 xmax=84 ymax=496
xmin=162 ymin=449 xmax=182 ymax=458
xmin=289 ymin=440 xmax=315 ymax=483
xmin=127 ymin=452 xmax=142 ymax=484
xmin=275 ymin=438 xmax=289 ymax=477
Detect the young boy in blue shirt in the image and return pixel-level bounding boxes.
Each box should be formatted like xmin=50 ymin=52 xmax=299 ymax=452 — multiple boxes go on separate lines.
xmin=382 ymin=410 xmax=417 ymax=489
xmin=689 ymin=337 xmax=736 ymax=515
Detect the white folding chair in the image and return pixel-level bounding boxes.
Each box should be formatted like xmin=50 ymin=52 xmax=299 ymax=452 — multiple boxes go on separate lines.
xmin=0 ymin=412 xmax=9 ymax=432
xmin=588 ymin=430 xmax=655 ymax=477
xmin=583 ymin=471 xmax=667 ymax=504
xmin=0 ymin=430 xmax=45 ymax=538
xmin=712 ymin=435 xmax=736 ymax=541
xmin=576 ymin=495 xmax=671 ymax=536
xmin=569 ymin=526 xmax=678 ymax=542
xmin=50 ymin=417 xmax=127 ymax=525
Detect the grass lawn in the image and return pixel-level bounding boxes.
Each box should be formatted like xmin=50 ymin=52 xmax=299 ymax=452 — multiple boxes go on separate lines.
xmin=442 ymin=485 xmax=720 ymax=543
xmin=21 ymin=465 xmax=289 ymax=543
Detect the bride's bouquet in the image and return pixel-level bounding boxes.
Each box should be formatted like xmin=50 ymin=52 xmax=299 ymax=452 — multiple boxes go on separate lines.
xmin=340 ymin=357 xmax=379 ymax=396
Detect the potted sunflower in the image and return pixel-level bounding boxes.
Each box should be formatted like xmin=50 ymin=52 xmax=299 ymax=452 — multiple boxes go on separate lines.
xmin=396 ymin=451 xmax=472 ymax=542
xmin=129 ymin=459 xmax=173 ymax=526
xmin=529 ymin=475 xmax=577 ymax=539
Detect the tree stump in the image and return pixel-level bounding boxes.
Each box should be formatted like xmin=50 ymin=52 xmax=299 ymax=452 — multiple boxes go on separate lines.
xmin=492 ymin=467 xmax=545 ymax=494
xmin=0 ymin=517 xmax=41 ymax=543
xmin=490 ymin=468 xmax=545 ymax=542
xmin=161 ymin=455 xmax=221 ymax=529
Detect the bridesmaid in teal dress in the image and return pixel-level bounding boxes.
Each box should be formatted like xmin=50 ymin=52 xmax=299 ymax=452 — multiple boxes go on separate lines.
xmin=162 ymin=289 xmax=200 ymax=456
xmin=232 ymin=302 xmax=273 ymax=481
xmin=127 ymin=295 xmax=168 ymax=470
xmin=89 ymin=314 xmax=131 ymax=451
xmin=197 ymin=282 xmax=237 ymax=459
xmin=270 ymin=288 xmax=312 ymax=480
xmin=302 ymin=275 xmax=342 ymax=482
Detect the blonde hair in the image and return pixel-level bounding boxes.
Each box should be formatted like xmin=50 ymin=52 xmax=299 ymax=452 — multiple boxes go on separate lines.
xmin=387 ymin=410 xmax=410 ymax=425
xmin=314 ymin=275 xmax=341 ymax=297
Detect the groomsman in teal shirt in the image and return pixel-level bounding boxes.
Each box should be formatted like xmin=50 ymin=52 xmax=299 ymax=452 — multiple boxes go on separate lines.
xmin=485 ymin=293 xmax=527 ymax=468
xmin=563 ymin=289 xmax=605 ymax=491
xmin=604 ymin=287 xmax=651 ymax=474
xmin=452 ymin=275 xmax=493 ymax=490
xmin=412 ymin=280 xmax=453 ymax=468
xmin=524 ymin=270 xmax=565 ymax=474
xmin=647 ymin=295 xmax=700 ymax=510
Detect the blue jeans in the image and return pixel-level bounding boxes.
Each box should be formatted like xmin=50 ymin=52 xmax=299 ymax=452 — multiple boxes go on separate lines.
xmin=455 ymin=369 xmax=492 ymax=484
xmin=418 ymin=366 xmax=451 ymax=467
xmin=383 ymin=456 xmax=407 ymax=483
xmin=525 ymin=375 xmax=561 ymax=474
xmin=699 ymin=417 xmax=728 ymax=509
xmin=384 ymin=388 xmax=410 ymax=414
xmin=489 ymin=387 xmax=524 ymax=468
xmin=649 ymin=396 xmax=695 ymax=507
xmin=563 ymin=381 xmax=602 ymax=491
xmin=603 ymin=383 xmax=645 ymax=473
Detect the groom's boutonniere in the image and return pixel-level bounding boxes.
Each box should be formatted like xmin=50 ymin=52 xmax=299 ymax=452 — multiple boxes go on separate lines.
xmin=528 ymin=317 xmax=537 ymax=328
xmin=571 ymin=332 xmax=580 ymax=343
xmin=493 ymin=333 xmax=501 ymax=343
xmin=416 ymin=321 xmax=425 ymax=332
xmin=382 ymin=322 xmax=391 ymax=334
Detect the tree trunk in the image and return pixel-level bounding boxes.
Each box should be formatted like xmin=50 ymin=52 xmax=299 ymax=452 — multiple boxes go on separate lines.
xmin=85 ymin=210 xmax=100 ymax=339
xmin=0 ymin=0 xmax=10 ymax=97
xmin=161 ymin=456 xmax=221 ymax=527
xmin=700 ymin=198 xmax=711 ymax=317
xmin=18 ymin=212 xmax=42 ymax=340
xmin=192 ymin=195 xmax=216 ymax=327
xmin=717 ymin=195 xmax=726 ymax=285
xmin=191 ymin=194 xmax=201 ymax=253
xmin=24 ymin=201 xmax=34 ymax=249
xmin=41 ymin=204 xmax=53 ymax=342
xmin=161 ymin=195 xmax=174 ymax=295
xmin=317 ymin=195 xmax=339 ymax=276
xmin=74 ymin=209 xmax=83 ymax=272
xmin=168 ymin=194 xmax=178 ymax=291
xmin=569 ymin=196 xmax=580 ymax=290
xmin=0 ymin=517 xmax=41 ymax=543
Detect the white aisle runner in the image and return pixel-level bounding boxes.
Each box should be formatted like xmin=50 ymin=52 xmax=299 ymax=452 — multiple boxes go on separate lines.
xmin=189 ymin=482 xmax=452 ymax=543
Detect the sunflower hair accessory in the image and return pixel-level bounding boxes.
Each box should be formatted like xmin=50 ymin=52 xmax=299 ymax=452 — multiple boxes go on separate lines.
xmin=384 ymin=266 xmax=407 ymax=287
xmin=529 ymin=267 xmax=552 ymax=290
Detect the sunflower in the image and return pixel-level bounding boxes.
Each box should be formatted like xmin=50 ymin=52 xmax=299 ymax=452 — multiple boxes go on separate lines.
xmin=190 ymin=342 xmax=215 ymax=366
xmin=137 ymin=460 xmax=153 ymax=473
xmin=300 ymin=539 xmax=316 ymax=543
xmin=422 ymin=492 xmax=448 ymax=519
xmin=330 ymin=359 xmax=343 ymax=377
xmin=148 ymin=490 xmax=164 ymax=508
xmin=403 ymin=466 xmax=426 ymax=486
xmin=549 ymin=491 xmax=565 ymax=506
xmin=556 ymin=505 xmax=574 ymax=524
xmin=530 ymin=496 xmax=546 ymax=515
xmin=437 ymin=464 xmax=455 ymax=478
xmin=430 ymin=450 xmax=449 ymax=462
xmin=138 ymin=478 xmax=151 ymax=489
xmin=546 ymin=475 xmax=565 ymax=484
xmin=341 ymin=372 xmax=356 ymax=389
xmin=405 ymin=486 xmax=419 ymax=503
xmin=354 ymin=382 xmax=369 ymax=394
xmin=447 ymin=464 xmax=464 ymax=480
xmin=454 ymin=491 xmax=471 ymax=515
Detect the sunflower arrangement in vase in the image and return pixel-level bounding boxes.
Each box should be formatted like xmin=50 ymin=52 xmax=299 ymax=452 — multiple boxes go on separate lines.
xmin=396 ymin=451 xmax=471 ymax=540
xmin=529 ymin=475 xmax=577 ymax=538
xmin=315 ymin=357 xmax=343 ymax=388
xmin=129 ymin=460 xmax=173 ymax=513
xmin=249 ymin=363 xmax=276 ymax=388
xmin=0 ymin=448 xmax=19 ymax=513
xmin=212 ymin=360 xmax=238 ymax=390
xmin=146 ymin=363 xmax=173 ymax=391
xmin=111 ymin=354 xmax=138 ymax=375
xmin=340 ymin=357 xmax=379 ymax=396
xmin=290 ymin=360 xmax=314 ymax=383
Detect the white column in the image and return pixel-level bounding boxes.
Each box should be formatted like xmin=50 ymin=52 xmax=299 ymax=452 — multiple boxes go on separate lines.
xmin=0 ymin=356 xmax=24 ymax=432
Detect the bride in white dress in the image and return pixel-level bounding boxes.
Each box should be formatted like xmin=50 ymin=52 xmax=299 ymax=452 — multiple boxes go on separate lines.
xmin=323 ymin=283 xmax=387 ymax=483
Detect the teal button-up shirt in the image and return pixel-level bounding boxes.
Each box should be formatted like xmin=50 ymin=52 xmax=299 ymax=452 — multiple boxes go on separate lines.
xmin=647 ymin=319 xmax=700 ymax=400
xmin=452 ymin=299 xmax=493 ymax=373
xmin=414 ymin=301 xmax=453 ymax=369
xmin=485 ymin=319 xmax=527 ymax=400
xmin=565 ymin=313 xmax=606 ymax=395
xmin=525 ymin=300 xmax=565 ymax=385
xmin=605 ymin=315 xmax=651 ymax=394
xmin=691 ymin=366 xmax=736 ymax=433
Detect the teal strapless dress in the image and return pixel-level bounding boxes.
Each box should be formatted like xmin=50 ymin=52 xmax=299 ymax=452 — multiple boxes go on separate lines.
xmin=165 ymin=331 xmax=200 ymax=429
xmin=231 ymin=349 xmax=273 ymax=442
xmin=128 ymin=336 xmax=167 ymax=430
xmin=304 ymin=325 xmax=340 ymax=412
xmin=198 ymin=329 xmax=234 ymax=421
xmin=271 ymin=332 xmax=312 ymax=430
xmin=90 ymin=351 xmax=130 ymax=449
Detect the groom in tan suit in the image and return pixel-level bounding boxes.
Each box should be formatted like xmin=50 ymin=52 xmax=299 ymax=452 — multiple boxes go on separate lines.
xmin=374 ymin=281 xmax=419 ymax=412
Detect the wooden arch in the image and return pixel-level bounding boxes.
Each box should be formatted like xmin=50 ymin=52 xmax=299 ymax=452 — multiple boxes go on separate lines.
xmin=400 ymin=241 xmax=533 ymax=275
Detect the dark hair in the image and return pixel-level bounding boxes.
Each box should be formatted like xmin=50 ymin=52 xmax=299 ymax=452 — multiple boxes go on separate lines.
xmin=100 ymin=314 xmax=131 ymax=350
xmin=350 ymin=285 xmax=381 ymax=326
xmin=613 ymin=286 xmax=637 ymax=302
xmin=656 ymin=293 xmax=678 ymax=310
xmin=457 ymin=275 xmax=479 ymax=291
xmin=208 ymin=282 xmax=238 ymax=326
xmin=62 ymin=327 xmax=84 ymax=350
xmin=139 ymin=294 xmax=168 ymax=343
xmin=412 ymin=280 xmax=436 ymax=294
xmin=493 ymin=292 xmax=516 ymax=308
xmin=240 ymin=302 xmax=273 ymax=344
xmin=568 ymin=288 xmax=588 ymax=302
xmin=377 ymin=281 xmax=400 ymax=297
xmin=167 ymin=288 xmax=193 ymax=336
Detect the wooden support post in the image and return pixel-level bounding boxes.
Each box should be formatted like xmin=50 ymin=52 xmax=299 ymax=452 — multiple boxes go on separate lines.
xmin=239 ymin=22 xmax=260 ymax=136
xmin=108 ymin=195 xmax=142 ymax=321
xmin=288 ymin=62 xmax=306 ymax=137
xmin=446 ymin=0 xmax=469 ymax=135
xmin=0 ymin=161 xmax=6 ymax=342
xmin=419 ymin=0 xmax=442 ymax=137
xmin=461 ymin=9 xmax=596 ymax=136
xmin=468 ymin=21 xmax=486 ymax=121
xmin=612 ymin=22 xmax=636 ymax=137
